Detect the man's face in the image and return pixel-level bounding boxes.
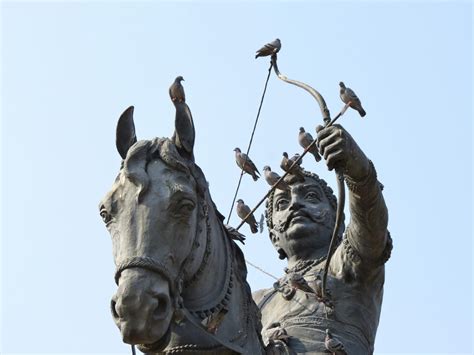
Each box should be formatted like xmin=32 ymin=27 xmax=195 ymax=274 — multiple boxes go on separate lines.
xmin=271 ymin=177 xmax=335 ymax=256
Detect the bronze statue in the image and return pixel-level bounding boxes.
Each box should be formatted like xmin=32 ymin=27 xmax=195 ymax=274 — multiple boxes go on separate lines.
xmin=253 ymin=124 xmax=391 ymax=354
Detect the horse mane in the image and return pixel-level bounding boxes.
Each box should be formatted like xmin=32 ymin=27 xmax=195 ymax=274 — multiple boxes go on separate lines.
xmin=121 ymin=137 xmax=262 ymax=343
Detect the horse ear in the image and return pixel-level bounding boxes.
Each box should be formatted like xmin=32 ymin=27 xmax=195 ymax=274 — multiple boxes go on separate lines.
xmin=116 ymin=106 xmax=137 ymax=159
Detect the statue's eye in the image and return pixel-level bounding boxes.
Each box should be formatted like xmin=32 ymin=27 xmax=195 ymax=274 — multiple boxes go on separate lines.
xmin=305 ymin=191 xmax=321 ymax=201
xmin=276 ymin=199 xmax=289 ymax=211
xmin=100 ymin=208 xmax=112 ymax=224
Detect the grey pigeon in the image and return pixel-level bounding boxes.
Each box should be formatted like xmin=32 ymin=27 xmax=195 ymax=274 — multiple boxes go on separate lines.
xmin=290 ymin=153 xmax=302 ymax=166
xmin=287 ymin=272 xmax=315 ymax=294
xmin=224 ymin=225 xmax=246 ymax=244
xmin=255 ymin=38 xmax=281 ymax=59
xmin=169 ymin=76 xmax=186 ymax=103
xmin=234 ymin=147 xmax=260 ymax=181
xmin=298 ymin=127 xmax=321 ymax=162
xmin=236 ymin=199 xmax=258 ymax=234
xmin=263 ymin=166 xmax=290 ymax=191
xmin=339 ymin=82 xmax=366 ymax=117
xmin=264 ymin=323 xmax=291 ymax=343
xmin=280 ymin=152 xmax=305 ymax=181
xmin=172 ymin=101 xmax=195 ymax=161
xmin=325 ymin=329 xmax=347 ymax=355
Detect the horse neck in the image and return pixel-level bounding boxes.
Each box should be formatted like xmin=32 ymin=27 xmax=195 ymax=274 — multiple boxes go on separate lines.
xmin=180 ymin=194 xmax=264 ymax=354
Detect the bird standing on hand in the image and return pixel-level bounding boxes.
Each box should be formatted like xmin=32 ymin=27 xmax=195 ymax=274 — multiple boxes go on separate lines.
xmin=339 ymin=82 xmax=366 ymax=117
xmin=298 ymin=127 xmax=322 ymax=162
xmin=169 ymin=76 xmax=186 ymax=103
xmin=325 ymin=329 xmax=347 ymax=355
xmin=236 ymin=199 xmax=258 ymax=234
xmin=263 ymin=166 xmax=290 ymax=191
xmin=255 ymin=38 xmax=281 ymax=59
xmin=234 ymin=147 xmax=260 ymax=181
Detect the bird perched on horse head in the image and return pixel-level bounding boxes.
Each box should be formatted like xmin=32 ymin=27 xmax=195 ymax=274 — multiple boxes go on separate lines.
xmin=169 ymin=76 xmax=186 ymax=103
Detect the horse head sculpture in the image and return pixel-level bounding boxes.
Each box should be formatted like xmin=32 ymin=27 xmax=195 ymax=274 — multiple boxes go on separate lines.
xmin=99 ymin=105 xmax=264 ymax=354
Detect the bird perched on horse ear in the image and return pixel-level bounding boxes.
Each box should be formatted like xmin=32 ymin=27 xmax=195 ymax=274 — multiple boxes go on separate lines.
xmin=236 ymin=199 xmax=258 ymax=234
xmin=298 ymin=127 xmax=321 ymax=162
xmin=339 ymin=82 xmax=366 ymax=117
xmin=255 ymin=38 xmax=281 ymax=59
xmin=234 ymin=147 xmax=260 ymax=181
xmin=169 ymin=76 xmax=186 ymax=103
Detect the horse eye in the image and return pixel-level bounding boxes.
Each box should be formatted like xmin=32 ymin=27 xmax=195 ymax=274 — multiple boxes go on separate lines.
xmin=100 ymin=209 xmax=112 ymax=224
xmin=180 ymin=200 xmax=196 ymax=213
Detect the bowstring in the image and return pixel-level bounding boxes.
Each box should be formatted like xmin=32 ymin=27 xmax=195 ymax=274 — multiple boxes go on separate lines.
xmin=225 ymin=61 xmax=273 ymax=224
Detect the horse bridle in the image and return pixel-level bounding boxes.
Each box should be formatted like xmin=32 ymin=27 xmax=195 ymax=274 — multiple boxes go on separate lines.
xmin=113 ymin=193 xmax=245 ymax=354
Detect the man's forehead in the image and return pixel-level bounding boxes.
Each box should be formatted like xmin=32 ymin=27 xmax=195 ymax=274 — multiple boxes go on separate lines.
xmin=273 ymin=180 xmax=325 ymax=199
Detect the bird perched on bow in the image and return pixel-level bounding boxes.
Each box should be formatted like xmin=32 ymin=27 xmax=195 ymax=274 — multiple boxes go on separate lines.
xmin=287 ymin=272 xmax=315 ymax=294
xmin=169 ymin=76 xmax=186 ymax=103
xmin=280 ymin=152 xmax=305 ymax=181
xmin=236 ymin=199 xmax=258 ymax=234
xmin=263 ymin=166 xmax=290 ymax=191
xmin=255 ymin=38 xmax=281 ymax=59
xmin=339 ymin=82 xmax=366 ymax=117
xmin=234 ymin=147 xmax=260 ymax=181
xmin=298 ymin=127 xmax=321 ymax=162
xmin=325 ymin=329 xmax=347 ymax=355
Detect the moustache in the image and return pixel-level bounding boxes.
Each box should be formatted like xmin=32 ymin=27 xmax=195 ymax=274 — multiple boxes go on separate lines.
xmin=274 ymin=208 xmax=331 ymax=233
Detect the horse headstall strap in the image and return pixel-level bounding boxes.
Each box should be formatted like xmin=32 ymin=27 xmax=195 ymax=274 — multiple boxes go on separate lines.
xmin=115 ymin=256 xmax=179 ymax=295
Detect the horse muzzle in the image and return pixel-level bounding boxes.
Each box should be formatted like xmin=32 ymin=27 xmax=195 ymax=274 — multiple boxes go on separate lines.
xmin=111 ymin=268 xmax=173 ymax=345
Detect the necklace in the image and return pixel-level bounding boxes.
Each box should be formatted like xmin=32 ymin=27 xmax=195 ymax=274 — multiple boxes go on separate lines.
xmin=285 ymin=256 xmax=326 ymax=276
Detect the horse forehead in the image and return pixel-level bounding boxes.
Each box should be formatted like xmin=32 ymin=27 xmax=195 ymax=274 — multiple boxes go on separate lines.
xmin=147 ymin=160 xmax=196 ymax=194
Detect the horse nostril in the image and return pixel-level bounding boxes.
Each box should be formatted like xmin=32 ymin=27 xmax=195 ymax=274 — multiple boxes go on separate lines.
xmin=153 ymin=294 xmax=171 ymax=321
xmin=111 ymin=299 xmax=120 ymax=320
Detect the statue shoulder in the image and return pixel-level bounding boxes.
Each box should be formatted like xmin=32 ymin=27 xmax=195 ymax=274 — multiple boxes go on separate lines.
xmin=252 ymin=287 xmax=277 ymax=309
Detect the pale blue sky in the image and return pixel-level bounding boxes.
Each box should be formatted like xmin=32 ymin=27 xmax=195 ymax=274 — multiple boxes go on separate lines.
xmin=1 ymin=1 xmax=472 ymax=354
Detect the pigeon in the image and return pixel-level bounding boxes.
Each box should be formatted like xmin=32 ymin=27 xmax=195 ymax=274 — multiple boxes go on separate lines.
xmin=169 ymin=76 xmax=186 ymax=103
xmin=298 ymin=127 xmax=321 ymax=162
xmin=224 ymin=225 xmax=246 ymax=244
xmin=280 ymin=152 xmax=305 ymax=181
xmin=325 ymin=329 xmax=347 ymax=355
xmin=339 ymin=82 xmax=366 ymax=117
xmin=311 ymin=273 xmax=324 ymax=299
xmin=206 ymin=308 xmax=228 ymax=334
xmin=287 ymin=272 xmax=315 ymax=294
xmin=264 ymin=323 xmax=291 ymax=343
xmin=255 ymin=38 xmax=281 ymax=59
xmin=172 ymin=101 xmax=195 ymax=161
xmin=234 ymin=148 xmax=260 ymax=181
xmin=236 ymin=199 xmax=258 ymax=234
xmin=263 ymin=166 xmax=290 ymax=191
xmin=290 ymin=153 xmax=302 ymax=166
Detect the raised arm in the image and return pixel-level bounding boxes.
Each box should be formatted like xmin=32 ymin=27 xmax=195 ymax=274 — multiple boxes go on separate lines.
xmin=316 ymin=124 xmax=390 ymax=266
